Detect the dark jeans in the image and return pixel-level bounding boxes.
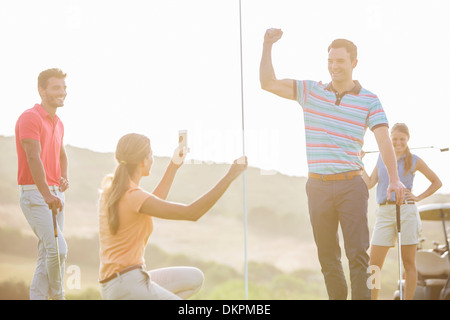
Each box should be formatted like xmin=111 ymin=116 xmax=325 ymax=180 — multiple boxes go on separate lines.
xmin=306 ymin=176 xmax=370 ymax=300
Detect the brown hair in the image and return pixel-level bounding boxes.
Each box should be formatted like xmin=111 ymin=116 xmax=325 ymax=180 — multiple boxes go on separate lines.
xmin=38 ymin=68 xmax=67 ymax=89
xmin=100 ymin=133 xmax=151 ymax=234
xmin=328 ymin=39 xmax=358 ymax=62
xmin=391 ymin=123 xmax=413 ymax=176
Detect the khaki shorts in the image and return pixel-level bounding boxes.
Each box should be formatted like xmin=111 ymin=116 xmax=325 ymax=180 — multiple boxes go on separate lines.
xmin=371 ymin=204 xmax=422 ymax=247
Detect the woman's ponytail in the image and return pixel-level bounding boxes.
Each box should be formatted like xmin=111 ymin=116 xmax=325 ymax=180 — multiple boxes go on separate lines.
xmin=100 ymin=134 xmax=151 ymax=235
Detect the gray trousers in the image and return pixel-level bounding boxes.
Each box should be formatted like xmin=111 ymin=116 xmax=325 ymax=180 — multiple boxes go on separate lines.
xmin=19 ymin=187 xmax=66 ymax=300
xmin=306 ymin=176 xmax=370 ymax=300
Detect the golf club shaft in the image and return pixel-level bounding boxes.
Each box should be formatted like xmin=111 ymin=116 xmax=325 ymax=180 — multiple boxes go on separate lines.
xmin=396 ymin=204 xmax=403 ymax=300
xmin=410 ymin=146 xmax=449 ymax=152
xmin=52 ymin=209 xmax=64 ymax=299
xmin=365 ymin=146 xmax=449 ymax=153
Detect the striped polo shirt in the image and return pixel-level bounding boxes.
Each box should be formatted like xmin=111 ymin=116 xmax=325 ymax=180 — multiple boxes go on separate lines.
xmin=296 ymin=80 xmax=388 ymax=174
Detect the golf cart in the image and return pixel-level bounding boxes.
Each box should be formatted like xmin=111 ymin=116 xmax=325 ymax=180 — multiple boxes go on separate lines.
xmin=394 ymin=203 xmax=450 ymax=299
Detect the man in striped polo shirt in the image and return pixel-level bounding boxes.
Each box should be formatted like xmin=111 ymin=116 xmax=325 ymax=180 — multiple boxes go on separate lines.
xmin=260 ymin=28 xmax=405 ymax=300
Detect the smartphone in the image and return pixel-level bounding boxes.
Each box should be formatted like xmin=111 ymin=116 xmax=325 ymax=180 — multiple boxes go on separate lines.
xmin=178 ymin=130 xmax=187 ymax=157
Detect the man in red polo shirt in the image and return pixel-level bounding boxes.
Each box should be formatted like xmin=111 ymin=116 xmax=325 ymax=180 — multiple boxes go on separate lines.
xmin=15 ymin=68 xmax=69 ymax=300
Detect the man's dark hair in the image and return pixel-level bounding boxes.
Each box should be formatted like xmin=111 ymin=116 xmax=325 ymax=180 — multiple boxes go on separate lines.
xmin=328 ymin=39 xmax=357 ymax=62
xmin=38 ymin=68 xmax=67 ymax=89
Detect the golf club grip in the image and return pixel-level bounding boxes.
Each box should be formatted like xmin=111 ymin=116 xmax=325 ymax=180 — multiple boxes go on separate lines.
xmin=396 ymin=204 xmax=401 ymax=233
xmin=52 ymin=209 xmax=58 ymax=237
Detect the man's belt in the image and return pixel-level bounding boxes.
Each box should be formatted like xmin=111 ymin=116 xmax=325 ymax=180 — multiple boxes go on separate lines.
xmin=19 ymin=184 xmax=59 ymax=192
xmin=308 ymin=170 xmax=363 ymax=181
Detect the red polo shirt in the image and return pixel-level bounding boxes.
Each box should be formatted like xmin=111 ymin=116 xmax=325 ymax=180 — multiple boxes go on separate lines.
xmin=15 ymin=104 xmax=64 ymax=186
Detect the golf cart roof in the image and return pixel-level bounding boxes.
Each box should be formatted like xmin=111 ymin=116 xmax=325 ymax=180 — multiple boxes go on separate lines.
xmin=418 ymin=203 xmax=450 ymax=221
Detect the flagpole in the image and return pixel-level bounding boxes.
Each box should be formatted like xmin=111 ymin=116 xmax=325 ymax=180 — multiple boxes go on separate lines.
xmin=238 ymin=0 xmax=248 ymax=300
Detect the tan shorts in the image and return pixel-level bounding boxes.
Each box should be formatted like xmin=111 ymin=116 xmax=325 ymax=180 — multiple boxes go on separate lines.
xmin=371 ymin=204 xmax=422 ymax=247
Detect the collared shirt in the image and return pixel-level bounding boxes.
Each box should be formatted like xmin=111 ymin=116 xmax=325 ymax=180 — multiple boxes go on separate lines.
xmin=296 ymin=80 xmax=389 ymax=174
xmin=15 ymin=104 xmax=64 ymax=185
xmin=324 ymin=81 xmax=362 ymax=106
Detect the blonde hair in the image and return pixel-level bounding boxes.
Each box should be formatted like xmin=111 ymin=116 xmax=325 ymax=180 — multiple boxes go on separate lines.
xmin=391 ymin=123 xmax=413 ymax=176
xmin=100 ymin=133 xmax=151 ymax=234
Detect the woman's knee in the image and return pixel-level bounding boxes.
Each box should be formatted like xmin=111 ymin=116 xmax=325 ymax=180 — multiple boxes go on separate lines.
xmin=189 ymin=267 xmax=204 ymax=289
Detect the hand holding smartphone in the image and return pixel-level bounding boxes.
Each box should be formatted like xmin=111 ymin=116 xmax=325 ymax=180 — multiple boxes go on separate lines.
xmin=178 ymin=130 xmax=187 ymax=158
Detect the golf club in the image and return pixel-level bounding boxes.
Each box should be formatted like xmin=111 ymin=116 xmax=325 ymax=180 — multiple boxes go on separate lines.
xmin=52 ymin=208 xmax=63 ymax=299
xmin=410 ymin=146 xmax=449 ymax=152
xmin=364 ymin=146 xmax=449 ymax=154
xmin=396 ymin=203 xmax=403 ymax=300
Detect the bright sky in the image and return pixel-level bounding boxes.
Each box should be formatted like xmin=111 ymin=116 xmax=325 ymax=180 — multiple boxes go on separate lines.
xmin=1 ymin=0 xmax=450 ymax=194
